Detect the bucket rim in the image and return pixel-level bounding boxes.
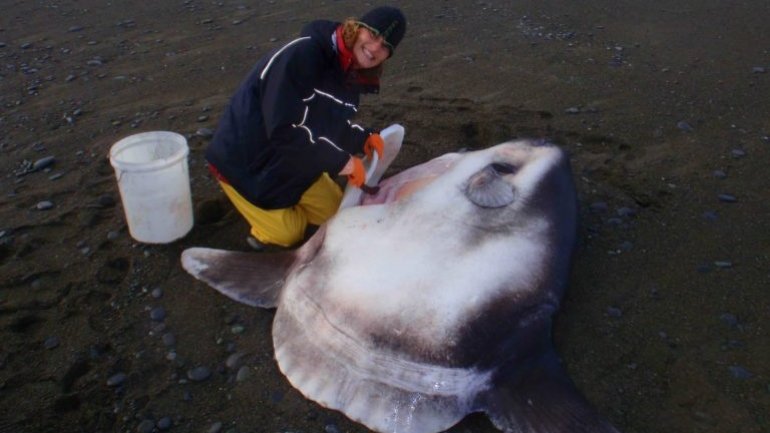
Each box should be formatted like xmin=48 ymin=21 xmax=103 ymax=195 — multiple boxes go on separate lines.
xmin=109 ymin=131 xmax=189 ymax=173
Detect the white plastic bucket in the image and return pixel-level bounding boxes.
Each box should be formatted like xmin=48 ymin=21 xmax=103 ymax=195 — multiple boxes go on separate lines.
xmin=109 ymin=131 xmax=194 ymax=243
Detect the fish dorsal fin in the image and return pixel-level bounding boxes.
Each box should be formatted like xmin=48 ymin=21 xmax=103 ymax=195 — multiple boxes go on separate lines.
xmin=480 ymin=348 xmax=620 ymax=433
xmin=181 ymin=247 xmax=296 ymax=308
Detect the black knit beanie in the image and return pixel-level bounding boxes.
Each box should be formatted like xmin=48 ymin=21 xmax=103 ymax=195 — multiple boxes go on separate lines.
xmin=358 ymin=6 xmax=407 ymax=54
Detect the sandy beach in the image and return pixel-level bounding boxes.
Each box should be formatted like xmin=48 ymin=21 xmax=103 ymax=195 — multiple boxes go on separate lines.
xmin=1 ymin=1 xmax=768 ymax=432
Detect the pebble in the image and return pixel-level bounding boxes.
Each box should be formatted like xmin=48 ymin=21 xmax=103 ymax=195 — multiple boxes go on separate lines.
xmin=728 ymin=365 xmax=753 ymax=380
xmin=720 ymin=313 xmax=740 ymax=328
xmin=208 ymin=422 xmax=223 ymax=433
xmin=107 ymin=372 xmax=127 ymax=387
xmin=97 ymin=194 xmax=116 ymax=208
xmin=616 ymin=207 xmax=636 ymax=218
xmin=731 ymin=149 xmax=746 ymax=158
xmin=49 ymin=173 xmax=64 ymax=181
xmin=718 ymin=194 xmax=737 ymax=203
xmin=231 ymin=324 xmax=245 ymax=334
xmin=151 ymin=287 xmax=164 ymax=298
xmin=607 ymin=306 xmax=623 ymax=318
xmin=68 ymin=25 xmax=84 ymax=32
xmin=325 ymin=424 xmax=342 ymax=433
xmin=197 ymin=115 xmax=209 ymax=122
xmin=225 ymin=353 xmax=243 ymax=369
xmin=565 ymin=107 xmax=581 ymax=114
xmin=702 ymin=211 xmax=718 ymax=221
xmin=676 ymin=121 xmax=694 ymax=132
xmin=44 ymin=336 xmax=60 ymax=349
xmin=36 ymin=200 xmax=54 ymax=210
xmin=195 ymin=127 xmax=214 ymax=138
xmin=157 ymin=416 xmax=173 ymax=430
xmin=589 ymin=201 xmax=608 ymax=213
xmin=33 ymin=156 xmax=55 ymax=171
xmin=235 ymin=365 xmax=250 ymax=382
xmin=107 ymin=230 xmax=120 ymax=241
xmin=714 ymin=261 xmax=733 ymax=269
xmin=162 ymin=332 xmax=176 ymax=347
xmin=150 ymin=307 xmax=167 ymax=322
xmin=712 ymin=169 xmax=727 ymax=179
xmin=752 ymin=67 xmax=766 ymax=74
xmin=187 ymin=366 xmax=212 ymax=382
xmin=136 ymin=419 xmax=155 ymax=433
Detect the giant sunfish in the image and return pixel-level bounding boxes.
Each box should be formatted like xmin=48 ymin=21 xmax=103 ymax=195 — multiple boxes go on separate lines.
xmin=182 ymin=127 xmax=620 ymax=433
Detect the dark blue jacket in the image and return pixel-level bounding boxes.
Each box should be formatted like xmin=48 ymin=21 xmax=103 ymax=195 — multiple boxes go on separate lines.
xmin=206 ymin=20 xmax=376 ymax=209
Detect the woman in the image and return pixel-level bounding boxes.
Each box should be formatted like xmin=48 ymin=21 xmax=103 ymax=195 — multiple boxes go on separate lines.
xmin=206 ymin=6 xmax=407 ymax=250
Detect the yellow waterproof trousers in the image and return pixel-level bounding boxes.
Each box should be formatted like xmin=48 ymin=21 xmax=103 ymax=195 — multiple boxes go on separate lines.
xmin=218 ymin=174 xmax=342 ymax=247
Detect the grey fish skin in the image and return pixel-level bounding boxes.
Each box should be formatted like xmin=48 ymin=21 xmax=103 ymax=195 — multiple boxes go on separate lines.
xmin=181 ymin=138 xmax=621 ymax=433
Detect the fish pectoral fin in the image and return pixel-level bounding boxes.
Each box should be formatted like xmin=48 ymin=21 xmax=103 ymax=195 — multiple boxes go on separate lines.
xmin=479 ymin=349 xmax=620 ymax=433
xmin=181 ymin=247 xmax=295 ymax=308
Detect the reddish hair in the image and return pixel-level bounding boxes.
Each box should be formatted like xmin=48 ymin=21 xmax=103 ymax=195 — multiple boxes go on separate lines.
xmin=341 ymin=18 xmax=383 ymax=79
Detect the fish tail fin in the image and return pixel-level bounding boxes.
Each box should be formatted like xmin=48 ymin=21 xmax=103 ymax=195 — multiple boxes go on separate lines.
xmin=480 ymin=349 xmax=620 ymax=433
xmin=180 ymin=247 xmax=296 ymax=308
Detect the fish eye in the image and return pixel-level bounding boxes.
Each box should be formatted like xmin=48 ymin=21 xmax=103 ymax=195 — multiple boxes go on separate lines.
xmin=490 ymin=162 xmax=517 ymax=175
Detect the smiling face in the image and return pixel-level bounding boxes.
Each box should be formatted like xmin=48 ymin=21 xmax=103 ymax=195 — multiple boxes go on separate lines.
xmin=351 ymin=26 xmax=390 ymax=69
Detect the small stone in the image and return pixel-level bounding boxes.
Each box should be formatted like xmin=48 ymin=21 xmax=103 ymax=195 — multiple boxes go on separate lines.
xmin=712 ymin=170 xmax=727 ymax=179
xmin=32 ymin=156 xmax=55 ymax=171
xmin=157 ymin=416 xmax=173 ymax=431
xmin=676 ymin=121 xmax=694 ymax=132
xmin=207 ymin=422 xmax=223 ymax=433
xmin=565 ymin=107 xmax=581 ymax=114
xmin=162 ymin=332 xmax=176 ymax=347
xmin=607 ymin=307 xmax=623 ymax=318
xmin=752 ymin=67 xmax=766 ymax=74
xmin=150 ymin=306 xmax=167 ymax=322
xmin=136 ymin=419 xmax=155 ymax=433
xmin=151 ymin=287 xmax=164 ymax=298
xmin=107 ymin=230 xmax=120 ymax=241
xmin=720 ymin=313 xmax=740 ymax=328
xmin=107 ymin=372 xmax=127 ymax=387
xmin=225 ymin=353 xmax=244 ymax=369
xmin=702 ymin=210 xmax=718 ymax=221
xmin=187 ymin=366 xmax=212 ymax=382
xmin=68 ymin=25 xmax=84 ymax=32
xmin=731 ymin=149 xmax=746 ymax=158
xmin=231 ymin=324 xmax=245 ymax=334
xmin=235 ymin=365 xmax=250 ymax=382
xmin=718 ymin=194 xmax=737 ymax=203
xmin=49 ymin=173 xmax=64 ymax=180
xmin=197 ymin=115 xmax=209 ymax=122
xmin=728 ymin=365 xmax=753 ymax=380
xmin=44 ymin=336 xmax=60 ymax=349
xmin=589 ymin=201 xmax=608 ymax=213
xmin=36 ymin=201 xmax=54 ymax=210
xmin=714 ymin=261 xmax=733 ymax=269
xmin=325 ymin=424 xmax=342 ymax=433
xmin=97 ymin=194 xmax=116 ymax=208
xmin=195 ymin=127 xmax=214 ymax=138
xmin=616 ymin=207 xmax=636 ymax=218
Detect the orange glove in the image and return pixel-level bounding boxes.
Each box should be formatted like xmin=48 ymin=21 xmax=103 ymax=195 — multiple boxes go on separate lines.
xmin=345 ymin=156 xmax=366 ymax=188
xmin=364 ymin=133 xmax=384 ymax=160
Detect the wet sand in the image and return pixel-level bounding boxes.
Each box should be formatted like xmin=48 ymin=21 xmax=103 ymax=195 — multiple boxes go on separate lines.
xmin=1 ymin=1 xmax=768 ymax=432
